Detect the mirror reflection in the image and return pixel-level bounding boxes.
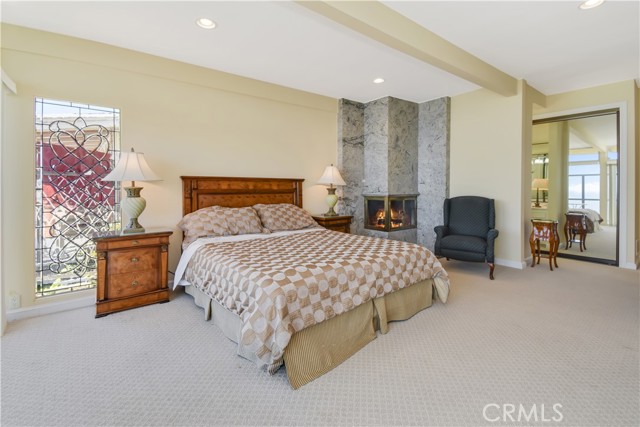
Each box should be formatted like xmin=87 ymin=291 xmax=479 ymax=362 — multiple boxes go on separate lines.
xmin=532 ymin=112 xmax=618 ymax=265
xmin=531 ymin=153 xmax=548 ymax=207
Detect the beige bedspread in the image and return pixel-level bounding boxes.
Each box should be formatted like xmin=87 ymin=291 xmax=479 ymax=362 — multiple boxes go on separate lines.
xmin=180 ymin=229 xmax=449 ymax=373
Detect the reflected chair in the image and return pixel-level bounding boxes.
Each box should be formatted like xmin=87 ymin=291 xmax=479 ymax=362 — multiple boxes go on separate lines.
xmin=434 ymin=196 xmax=499 ymax=280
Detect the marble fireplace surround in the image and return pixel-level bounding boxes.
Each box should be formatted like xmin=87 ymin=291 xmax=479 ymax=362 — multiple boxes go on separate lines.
xmin=337 ymin=96 xmax=450 ymax=249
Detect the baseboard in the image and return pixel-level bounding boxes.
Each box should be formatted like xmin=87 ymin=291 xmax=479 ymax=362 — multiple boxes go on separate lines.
xmin=7 ymin=279 xmax=177 ymax=322
xmin=6 ymin=295 xmax=95 ymax=322
xmin=620 ymin=262 xmax=639 ymax=270
xmin=495 ymin=258 xmax=527 ymax=270
xmin=5 ymin=260 xmax=630 ymax=323
xmin=524 ymin=255 xmax=637 ymax=270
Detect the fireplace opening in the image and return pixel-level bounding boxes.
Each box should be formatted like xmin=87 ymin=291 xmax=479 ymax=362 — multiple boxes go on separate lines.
xmin=364 ymin=195 xmax=417 ymax=231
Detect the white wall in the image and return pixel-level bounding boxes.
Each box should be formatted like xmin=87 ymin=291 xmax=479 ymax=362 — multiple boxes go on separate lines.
xmin=450 ymin=81 xmax=528 ymax=268
xmin=1 ymin=25 xmax=338 ymax=313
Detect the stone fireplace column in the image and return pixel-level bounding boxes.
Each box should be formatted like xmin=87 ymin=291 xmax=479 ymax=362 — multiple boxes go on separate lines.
xmin=337 ymin=99 xmax=365 ymax=235
xmin=418 ymin=97 xmax=450 ymax=250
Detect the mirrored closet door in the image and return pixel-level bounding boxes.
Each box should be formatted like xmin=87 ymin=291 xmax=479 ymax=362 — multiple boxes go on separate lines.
xmin=532 ymin=110 xmax=619 ymax=265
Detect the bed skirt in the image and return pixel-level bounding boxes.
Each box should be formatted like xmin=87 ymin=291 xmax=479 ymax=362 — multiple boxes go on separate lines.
xmin=185 ymin=279 xmax=434 ymax=389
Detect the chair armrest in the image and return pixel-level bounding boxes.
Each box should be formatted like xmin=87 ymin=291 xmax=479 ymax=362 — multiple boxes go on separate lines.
xmin=433 ymin=225 xmax=449 ymax=256
xmin=434 ymin=225 xmax=449 ymax=239
xmin=486 ymin=228 xmax=499 ymax=262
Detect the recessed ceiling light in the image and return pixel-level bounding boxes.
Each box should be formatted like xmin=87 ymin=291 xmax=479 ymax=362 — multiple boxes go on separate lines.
xmin=196 ymin=18 xmax=216 ymax=29
xmin=579 ymin=0 xmax=604 ymax=10
xmin=373 ymin=78 xmax=385 ymax=84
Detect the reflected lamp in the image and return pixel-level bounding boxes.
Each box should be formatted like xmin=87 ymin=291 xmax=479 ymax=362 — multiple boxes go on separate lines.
xmin=531 ymin=178 xmax=549 ymax=208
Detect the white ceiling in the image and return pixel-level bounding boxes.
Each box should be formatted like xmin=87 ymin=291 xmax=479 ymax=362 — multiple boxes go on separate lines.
xmin=533 ymin=113 xmax=618 ymax=152
xmin=569 ymin=114 xmax=619 ymax=151
xmin=1 ymin=1 xmax=639 ymax=103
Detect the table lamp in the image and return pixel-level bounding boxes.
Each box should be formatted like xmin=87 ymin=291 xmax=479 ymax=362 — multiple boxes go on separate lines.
xmin=317 ymin=164 xmax=346 ymax=216
xmin=103 ymin=148 xmax=161 ymax=233
xmin=532 ymin=178 xmax=549 ymax=208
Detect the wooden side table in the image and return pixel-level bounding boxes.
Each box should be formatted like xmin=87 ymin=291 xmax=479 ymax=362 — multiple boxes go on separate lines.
xmin=312 ymin=215 xmax=352 ymax=233
xmin=93 ymin=229 xmax=173 ymax=317
xmin=564 ymin=213 xmax=588 ymax=252
xmin=530 ymin=219 xmax=559 ymax=271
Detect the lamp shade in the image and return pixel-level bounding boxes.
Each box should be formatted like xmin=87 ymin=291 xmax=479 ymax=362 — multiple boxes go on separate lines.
xmin=103 ymin=148 xmax=161 ymax=182
xmin=531 ymin=178 xmax=549 ymax=190
xmin=317 ymin=164 xmax=346 ymax=186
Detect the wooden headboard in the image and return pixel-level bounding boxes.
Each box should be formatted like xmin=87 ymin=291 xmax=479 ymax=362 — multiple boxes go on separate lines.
xmin=181 ymin=176 xmax=304 ymax=216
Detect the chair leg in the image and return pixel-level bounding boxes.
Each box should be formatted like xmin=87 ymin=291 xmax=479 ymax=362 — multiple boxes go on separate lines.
xmin=489 ymin=263 xmax=495 ymax=280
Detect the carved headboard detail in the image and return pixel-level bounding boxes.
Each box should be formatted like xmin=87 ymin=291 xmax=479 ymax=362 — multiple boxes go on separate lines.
xmin=181 ymin=176 xmax=304 ymax=216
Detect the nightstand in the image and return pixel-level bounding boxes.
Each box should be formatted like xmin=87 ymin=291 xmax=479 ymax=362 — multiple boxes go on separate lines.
xmin=93 ymin=229 xmax=173 ymax=317
xmin=529 ymin=219 xmax=559 ymax=271
xmin=312 ymin=215 xmax=353 ymax=233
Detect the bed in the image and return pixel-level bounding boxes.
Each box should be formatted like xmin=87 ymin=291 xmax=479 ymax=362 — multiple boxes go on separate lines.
xmin=174 ymin=176 xmax=450 ymax=388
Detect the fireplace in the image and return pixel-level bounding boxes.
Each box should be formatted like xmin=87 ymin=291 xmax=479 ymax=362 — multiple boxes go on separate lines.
xmin=364 ymin=195 xmax=417 ymax=232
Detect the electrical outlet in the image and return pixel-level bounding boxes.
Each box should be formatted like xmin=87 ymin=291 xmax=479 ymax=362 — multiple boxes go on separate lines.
xmin=8 ymin=293 xmax=21 ymax=310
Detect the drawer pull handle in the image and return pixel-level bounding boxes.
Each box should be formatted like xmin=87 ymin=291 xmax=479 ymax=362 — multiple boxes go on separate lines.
xmin=131 ymin=240 xmax=140 ymax=246
xmin=131 ymin=280 xmax=139 ymax=287
xmin=130 ymin=257 xmax=139 ymax=263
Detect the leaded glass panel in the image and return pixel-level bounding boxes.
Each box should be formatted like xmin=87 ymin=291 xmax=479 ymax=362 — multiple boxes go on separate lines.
xmin=35 ymin=98 xmax=121 ymax=297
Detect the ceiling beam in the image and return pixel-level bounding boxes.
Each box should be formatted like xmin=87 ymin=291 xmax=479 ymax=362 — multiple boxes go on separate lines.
xmin=297 ymin=0 xmax=518 ymax=97
xmin=527 ymin=82 xmax=547 ymax=108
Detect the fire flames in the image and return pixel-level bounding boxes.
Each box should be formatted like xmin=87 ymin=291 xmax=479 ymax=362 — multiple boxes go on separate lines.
xmin=374 ymin=208 xmax=407 ymax=228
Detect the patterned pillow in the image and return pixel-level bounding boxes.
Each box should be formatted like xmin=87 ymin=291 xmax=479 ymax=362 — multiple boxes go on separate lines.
xmin=177 ymin=206 xmax=228 ymax=248
xmin=220 ymin=206 xmax=266 ymax=236
xmin=253 ymin=203 xmax=318 ymax=232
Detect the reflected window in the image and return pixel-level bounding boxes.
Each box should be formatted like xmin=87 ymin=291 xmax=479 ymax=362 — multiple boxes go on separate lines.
xmin=569 ymin=153 xmax=599 ymax=162
xmin=568 ymin=152 xmax=600 ymax=210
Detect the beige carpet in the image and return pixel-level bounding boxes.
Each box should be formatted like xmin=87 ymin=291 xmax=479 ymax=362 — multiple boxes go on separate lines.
xmin=1 ymin=259 xmax=638 ymax=426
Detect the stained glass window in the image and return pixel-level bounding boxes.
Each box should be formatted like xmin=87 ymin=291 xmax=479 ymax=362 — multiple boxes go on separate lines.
xmin=35 ymin=98 xmax=121 ymax=297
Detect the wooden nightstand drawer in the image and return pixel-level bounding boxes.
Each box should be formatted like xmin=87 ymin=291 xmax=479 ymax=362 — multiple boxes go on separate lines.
xmin=107 ymin=270 xmax=159 ymax=299
xmin=312 ymin=215 xmax=353 ymax=234
xmin=103 ymin=236 xmax=165 ymax=250
xmin=94 ymin=229 xmax=172 ymax=317
xmin=108 ymin=248 xmax=158 ymax=274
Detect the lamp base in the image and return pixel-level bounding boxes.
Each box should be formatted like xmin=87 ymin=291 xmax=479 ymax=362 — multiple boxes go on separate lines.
xmin=323 ymin=207 xmax=338 ymax=217
xmin=122 ymin=219 xmax=145 ymax=234
xmin=324 ymin=187 xmax=339 ymax=216
xmin=122 ymin=186 xmax=147 ymax=234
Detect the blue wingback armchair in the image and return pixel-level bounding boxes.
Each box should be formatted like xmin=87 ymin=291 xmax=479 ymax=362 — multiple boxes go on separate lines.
xmin=434 ymin=196 xmax=499 ymax=279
